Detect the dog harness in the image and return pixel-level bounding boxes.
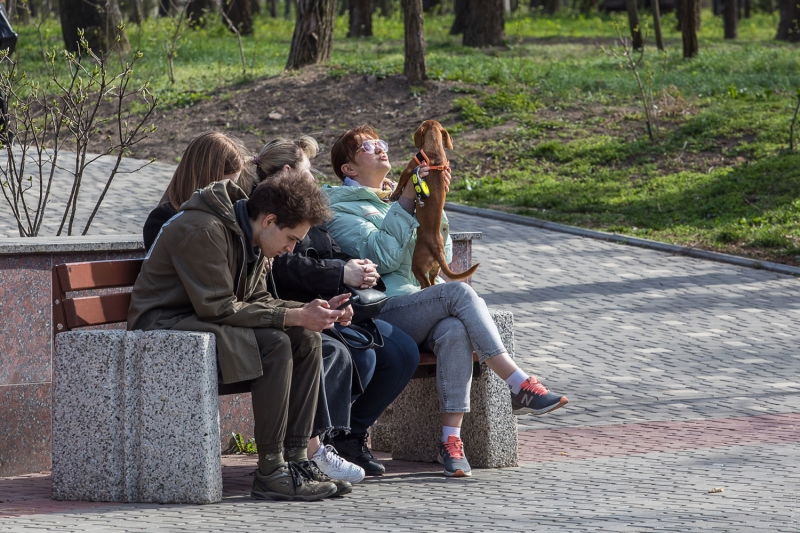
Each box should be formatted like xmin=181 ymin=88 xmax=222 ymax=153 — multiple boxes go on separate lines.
xmin=413 ymin=149 xmax=451 ymax=173
xmin=410 ymin=150 xmax=450 ymax=208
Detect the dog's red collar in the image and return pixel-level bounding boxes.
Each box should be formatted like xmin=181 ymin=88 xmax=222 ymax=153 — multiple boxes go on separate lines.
xmin=413 ymin=149 xmax=450 ymax=173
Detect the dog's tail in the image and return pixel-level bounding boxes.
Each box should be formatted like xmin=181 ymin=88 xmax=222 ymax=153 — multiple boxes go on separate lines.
xmin=437 ymin=246 xmax=480 ymax=281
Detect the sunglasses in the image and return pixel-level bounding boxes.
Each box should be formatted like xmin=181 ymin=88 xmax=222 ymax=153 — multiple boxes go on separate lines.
xmin=356 ymin=139 xmax=389 ymax=155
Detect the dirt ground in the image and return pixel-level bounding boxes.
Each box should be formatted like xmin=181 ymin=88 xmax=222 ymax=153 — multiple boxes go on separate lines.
xmin=122 ymin=67 xmax=723 ymax=179
xmin=124 ymin=68 xmax=465 ymax=174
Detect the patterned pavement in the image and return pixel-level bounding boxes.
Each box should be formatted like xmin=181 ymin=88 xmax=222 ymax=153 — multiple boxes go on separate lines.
xmin=1 ymin=163 xmax=798 ymax=532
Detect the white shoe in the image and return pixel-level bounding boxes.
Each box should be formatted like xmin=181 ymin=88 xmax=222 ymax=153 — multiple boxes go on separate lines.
xmin=311 ymin=444 xmax=366 ymax=483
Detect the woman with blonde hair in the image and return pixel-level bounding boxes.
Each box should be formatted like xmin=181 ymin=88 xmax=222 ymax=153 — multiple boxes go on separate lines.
xmin=143 ymin=132 xmax=250 ymax=249
xmin=256 ymin=136 xmax=420 ymax=480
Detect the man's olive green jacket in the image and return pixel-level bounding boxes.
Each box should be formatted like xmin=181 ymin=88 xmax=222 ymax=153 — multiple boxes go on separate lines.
xmin=128 ymin=180 xmax=303 ymax=384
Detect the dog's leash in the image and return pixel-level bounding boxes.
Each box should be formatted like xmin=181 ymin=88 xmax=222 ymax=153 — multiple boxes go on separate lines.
xmin=410 ymin=150 xmax=450 ymax=208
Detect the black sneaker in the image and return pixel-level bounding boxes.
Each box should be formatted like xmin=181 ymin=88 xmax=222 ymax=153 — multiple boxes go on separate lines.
xmin=331 ymin=432 xmax=386 ymax=476
xmin=510 ymin=376 xmax=569 ymax=415
xmin=437 ymin=436 xmax=472 ymax=477
xmin=296 ymin=460 xmax=353 ymax=497
xmin=251 ymin=462 xmax=337 ymax=501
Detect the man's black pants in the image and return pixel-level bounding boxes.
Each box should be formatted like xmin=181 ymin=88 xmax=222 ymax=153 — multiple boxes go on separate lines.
xmin=250 ymin=327 xmax=322 ymax=455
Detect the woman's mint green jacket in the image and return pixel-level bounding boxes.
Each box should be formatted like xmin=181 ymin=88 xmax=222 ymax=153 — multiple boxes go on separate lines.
xmin=324 ymin=185 xmax=453 ymax=298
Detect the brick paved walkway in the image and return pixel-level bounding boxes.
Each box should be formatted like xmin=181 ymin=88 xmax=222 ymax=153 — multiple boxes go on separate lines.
xmin=1 ymin=164 xmax=799 ymax=532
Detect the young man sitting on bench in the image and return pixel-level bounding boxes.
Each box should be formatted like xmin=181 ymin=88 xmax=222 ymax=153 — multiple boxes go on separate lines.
xmin=128 ymin=171 xmax=354 ymax=501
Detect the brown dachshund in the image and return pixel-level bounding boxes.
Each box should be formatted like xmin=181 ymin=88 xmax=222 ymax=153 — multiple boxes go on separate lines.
xmin=390 ymin=120 xmax=479 ymax=288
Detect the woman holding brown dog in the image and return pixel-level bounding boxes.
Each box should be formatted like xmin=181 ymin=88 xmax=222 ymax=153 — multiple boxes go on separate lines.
xmin=325 ymin=125 xmax=569 ymax=478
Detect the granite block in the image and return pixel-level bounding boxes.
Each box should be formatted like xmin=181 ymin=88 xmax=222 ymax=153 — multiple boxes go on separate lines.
xmin=0 ymin=254 xmax=52 ymax=385
xmin=0 ymin=235 xmax=143 ymax=255
xmin=441 ymin=237 xmax=476 ymax=284
xmin=52 ymin=330 xmax=221 ymax=504
xmin=219 ymin=393 xmax=255 ymax=448
xmin=389 ymin=309 xmax=518 ymax=468
xmin=0 ymin=383 xmax=52 ymax=477
xmin=368 ymin=405 xmax=394 ymax=453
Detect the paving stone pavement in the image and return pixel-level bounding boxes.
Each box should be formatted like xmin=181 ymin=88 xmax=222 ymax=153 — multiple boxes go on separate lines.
xmin=1 ymin=161 xmax=799 ymax=532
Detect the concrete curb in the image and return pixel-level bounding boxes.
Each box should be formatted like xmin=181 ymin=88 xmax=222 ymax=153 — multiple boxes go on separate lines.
xmin=444 ymin=202 xmax=800 ymax=278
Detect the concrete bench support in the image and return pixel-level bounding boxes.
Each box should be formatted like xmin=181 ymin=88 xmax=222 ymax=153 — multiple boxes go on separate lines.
xmin=52 ymin=330 xmax=222 ymax=504
xmin=382 ymin=309 xmax=518 ymax=468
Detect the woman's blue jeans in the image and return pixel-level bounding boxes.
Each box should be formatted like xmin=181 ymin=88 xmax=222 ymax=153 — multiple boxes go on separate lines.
xmin=336 ymin=319 xmax=419 ymax=434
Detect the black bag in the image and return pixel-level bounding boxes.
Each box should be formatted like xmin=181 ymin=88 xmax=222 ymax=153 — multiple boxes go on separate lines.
xmin=329 ymin=279 xmax=388 ymax=351
xmin=343 ymin=281 xmax=388 ymax=325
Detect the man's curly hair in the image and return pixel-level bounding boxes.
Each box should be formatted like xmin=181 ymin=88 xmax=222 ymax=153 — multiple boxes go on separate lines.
xmin=246 ymin=169 xmax=331 ymax=228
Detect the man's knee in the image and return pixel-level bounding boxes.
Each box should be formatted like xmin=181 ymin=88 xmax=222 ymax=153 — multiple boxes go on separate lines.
xmin=253 ymin=328 xmax=293 ymax=364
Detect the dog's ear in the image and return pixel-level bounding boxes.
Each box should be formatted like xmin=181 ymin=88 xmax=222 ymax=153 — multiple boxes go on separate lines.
xmin=413 ymin=124 xmax=426 ymax=148
xmin=441 ymin=127 xmax=453 ymax=150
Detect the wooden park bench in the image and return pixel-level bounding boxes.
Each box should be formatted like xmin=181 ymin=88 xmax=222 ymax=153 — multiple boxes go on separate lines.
xmin=51 ymin=257 xmax=517 ymax=504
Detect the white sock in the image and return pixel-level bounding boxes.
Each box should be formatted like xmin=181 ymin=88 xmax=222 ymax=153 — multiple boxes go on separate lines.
xmin=442 ymin=426 xmax=461 ymax=443
xmin=506 ymin=369 xmax=529 ymax=394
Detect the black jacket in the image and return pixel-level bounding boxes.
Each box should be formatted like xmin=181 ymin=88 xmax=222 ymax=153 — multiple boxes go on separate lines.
xmin=271 ymin=224 xmax=352 ymax=303
xmin=143 ymin=203 xmax=178 ymax=251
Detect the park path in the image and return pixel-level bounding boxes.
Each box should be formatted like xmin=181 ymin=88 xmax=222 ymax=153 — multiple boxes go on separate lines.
xmin=1 ymin=161 xmax=798 ymax=532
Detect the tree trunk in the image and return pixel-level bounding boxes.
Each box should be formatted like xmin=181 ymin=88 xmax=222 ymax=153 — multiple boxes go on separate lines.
xmin=286 ymin=0 xmax=337 ymax=69
xmin=59 ymin=0 xmax=130 ymax=53
xmin=724 ymin=0 xmax=737 ymax=38
xmin=625 ymin=0 xmax=643 ymax=50
xmin=578 ymin=0 xmax=597 ymax=14
xmin=777 ymin=0 xmax=800 ymax=41
xmin=348 ymin=0 xmax=373 ymax=37
xmin=545 ymin=0 xmax=560 ymax=14
xmin=402 ymin=0 xmax=426 ymax=83
xmin=223 ymin=0 xmax=254 ymax=35
xmin=463 ymin=0 xmax=504 ymax=47
xmin=450 ymin=0 xmax=467 ymax=34
xmin=268 ymin=0 xmax=277 ymax=16
xmin=285 ymin=0 xmax=293 ymax=17
xmin=422 ymin=0 xmax=440 ymax=10
xmin=681 ymin=0 xmax=698 ymax=57
xmin=744 ymin=0 xmax=751 ymax=16
xmin=376 ymin=0 xmax=395 ymax=16
xmin=652 ymin=0 xmax=664 ymax=50
xmin=251 ymin=0 xmax=261 ymax=14
xmin=187 ymin=0 xmax=215 ymax=27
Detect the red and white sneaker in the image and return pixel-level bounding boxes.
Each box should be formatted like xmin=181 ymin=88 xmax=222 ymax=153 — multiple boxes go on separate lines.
xmin=510 ymin=376 xmax=569 ymax=415
xmin=437 ymin=436 xmax=472 ymax=477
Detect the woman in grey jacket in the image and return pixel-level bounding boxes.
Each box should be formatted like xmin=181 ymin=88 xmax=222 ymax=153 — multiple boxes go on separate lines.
xmin=326 ymin=125 xmax=569 ymax=478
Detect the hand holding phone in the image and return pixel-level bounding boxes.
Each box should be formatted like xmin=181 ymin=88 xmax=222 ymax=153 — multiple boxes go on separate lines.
xmin=335 ymin=294 xmax=359 ymax=310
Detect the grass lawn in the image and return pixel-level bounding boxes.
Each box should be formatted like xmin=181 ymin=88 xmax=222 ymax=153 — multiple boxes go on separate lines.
xmin=9 ymin=9 xmax=800 ymax=263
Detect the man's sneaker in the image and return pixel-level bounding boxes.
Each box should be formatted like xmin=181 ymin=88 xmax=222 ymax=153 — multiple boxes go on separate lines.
xmin=311 ymin=444 xmax=366 ymax=483
xmin=437 ymin=436 xmax=472 ymax=477
xmin=251 ymin=462 xmax=337 ymax=501
xmin=331 ymin=432 xmax=386 ymax=476
xmin=510 ymin=376 xmax=569 ymax=416
xmin=296 ymin=459 xmax=353 ymax=497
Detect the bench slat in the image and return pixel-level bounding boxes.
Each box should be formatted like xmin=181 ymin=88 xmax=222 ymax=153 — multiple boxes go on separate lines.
xmin=56 ymin=259 xmax=143 ymax=292
xmin=62 ymin=293 xmax=132 ymax=329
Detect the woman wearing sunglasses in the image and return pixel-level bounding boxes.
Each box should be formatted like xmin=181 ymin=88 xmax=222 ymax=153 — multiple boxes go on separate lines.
xmin=325 ymin=125 xmax=569 ymax=478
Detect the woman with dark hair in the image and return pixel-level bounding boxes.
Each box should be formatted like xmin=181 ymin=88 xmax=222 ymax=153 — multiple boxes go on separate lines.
xmin=326 ymin=125 xmax=569 ymax=478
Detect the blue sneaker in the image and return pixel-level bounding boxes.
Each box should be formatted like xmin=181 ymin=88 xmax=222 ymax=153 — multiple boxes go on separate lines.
xmin=437 ymin=436 xmax=472 ymax=477
xmin=510 ymin=376 xmax=568 ymax=415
